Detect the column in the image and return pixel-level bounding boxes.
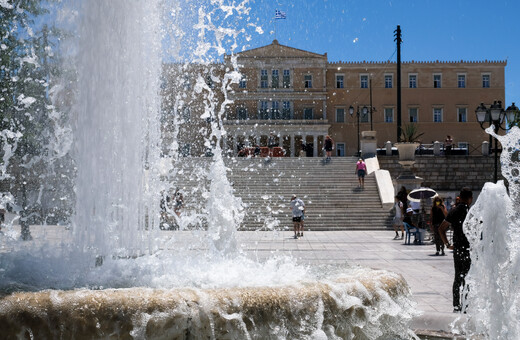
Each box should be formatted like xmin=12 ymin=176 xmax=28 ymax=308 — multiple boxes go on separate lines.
xmin=255 ymin=135 xmax=261 ymax=147
xmin=232 ymin=134 xmax=238 ymax=155
xmin=290 ymin=134 xmax=295 ymax=157
xmin=313 ymin=135 xmax=318 ymax=157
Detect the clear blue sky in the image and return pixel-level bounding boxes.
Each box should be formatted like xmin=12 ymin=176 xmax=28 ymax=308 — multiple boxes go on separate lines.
xmin=222 ymin=0 xmax=520 ymax=107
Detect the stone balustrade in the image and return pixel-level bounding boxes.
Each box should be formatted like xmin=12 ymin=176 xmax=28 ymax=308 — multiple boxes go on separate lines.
xmin=378 ymin=156 xmax=502 ymax=191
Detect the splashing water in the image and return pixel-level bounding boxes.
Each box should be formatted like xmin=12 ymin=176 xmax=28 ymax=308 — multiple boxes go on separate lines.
xmin=460 ymin=126 xmax=520 ymax=339
xmin=0 ymin=1 xmax=419 ymax=338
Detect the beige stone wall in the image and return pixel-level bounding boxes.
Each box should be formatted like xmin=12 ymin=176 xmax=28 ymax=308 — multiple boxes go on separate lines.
xmin=327 ymin=61 xmax=505 ymax=156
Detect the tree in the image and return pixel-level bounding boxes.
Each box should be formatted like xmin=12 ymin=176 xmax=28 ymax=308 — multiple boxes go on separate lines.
xmin=1 ymin=1 xmax=72 ymax=238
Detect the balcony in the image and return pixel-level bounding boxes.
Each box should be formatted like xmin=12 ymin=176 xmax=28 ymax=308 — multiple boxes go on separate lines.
xmin=223 ymin=119 xmax=330 ymax=126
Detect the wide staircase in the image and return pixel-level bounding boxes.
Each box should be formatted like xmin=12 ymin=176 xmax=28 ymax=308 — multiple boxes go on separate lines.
xmin=166 ymin=157 xmax=393 ymax=230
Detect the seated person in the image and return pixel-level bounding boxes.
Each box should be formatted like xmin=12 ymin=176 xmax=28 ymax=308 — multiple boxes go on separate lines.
xmin=404 ymin=207 xmax=423 ymax=243
xmin=403 ymin=207 xmax=418 ymax=230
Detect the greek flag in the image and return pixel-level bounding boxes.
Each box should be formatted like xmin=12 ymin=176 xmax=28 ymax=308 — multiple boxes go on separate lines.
xmin=275 ymin=10 xmax=286 ymax=19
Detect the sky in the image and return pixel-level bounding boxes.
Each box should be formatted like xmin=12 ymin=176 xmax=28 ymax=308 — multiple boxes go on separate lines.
xmin=220 ymin=0 xmax=520 ymax=107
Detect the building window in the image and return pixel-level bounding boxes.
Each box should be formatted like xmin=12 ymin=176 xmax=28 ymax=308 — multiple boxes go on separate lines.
xmin=409 ymin=74 xmax=417 ymax=88
xmin=433 ymin=74 xmax=442 ymax=88
xmin=160 ymin=76 xmax=167 ymax=90
xmin=272 ymin=70 xmax=279 ymax=88
xmin=260 ymin=70 xmax=268 ymax=88
xmin=385 ymin=74 xmax=393 ymax=88
xmin=336 ymin=108 xmax=345 ymax=123
xmin=458 ymin=74 xmax=466 ymax=88
xmin=271 ymin=101 xmax=280 ymax=119
xmin=360 ymin=74 xmax=368 ymax=88
xmin=181 ymin=107 xmax=191 ymax=122
xmin=239 ymin=76 xmax=247 ymax=89
xmin=237 ymin=107 xmax=247 ymax=120
xmin=283 ymin=69 xmax=291 ymax=88
xmin=304 ymin=108 xmax=313 ymax=120
xmin=458 ymin=107 xmax=467 ymax=122
xmin=206 ymin=74 xmax=214 ymax=89
xmin=282 ymin=101 xmax=292 ymax=119
xmin=482 ymin=74 xmax=490 ymax=88
xmin=409 ymin=108 xmax=418 ymax=122
xmin=180 ymin=144 xmax=191 ymax=157
xmin=360 ymin=109 xmax=369 ymax=123
xmin=336 ymin=74 xmax=344 ymax=88
xmin=304 ymin=74 xmax=313 ymax=88
xmin=259 ymin=101 xmax=269 ymax=119
xmin=384 ymin=108 xmax=394 ymax=123
xmin=183 ymin=75 xmax=191 ymax=90
xmin=433 ymin=108 xmax=443 ymax=122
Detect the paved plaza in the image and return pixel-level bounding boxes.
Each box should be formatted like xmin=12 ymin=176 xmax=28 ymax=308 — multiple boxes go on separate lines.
xmin=237 ymin=230 xmax=454 ymax=312
xmin=235 ymin=230 xmax=464 ymax=335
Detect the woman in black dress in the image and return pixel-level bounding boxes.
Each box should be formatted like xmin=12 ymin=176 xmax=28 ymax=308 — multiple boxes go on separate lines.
xmin=324 ymin=135 xmax=334 ymax=161
xmin=431 ymin=196 xmax=448 ymax=255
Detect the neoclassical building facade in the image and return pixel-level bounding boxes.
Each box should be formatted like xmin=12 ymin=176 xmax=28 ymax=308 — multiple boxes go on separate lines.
xmin=162 ymin=40 xmax=506 ymax=157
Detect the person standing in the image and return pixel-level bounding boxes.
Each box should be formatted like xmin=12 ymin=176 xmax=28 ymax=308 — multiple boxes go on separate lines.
xmin=174 ymin=188 xmax=184 ymax=217
xmin=439 ymin=187 xmax=473 ymax=313
xmin=430 ymin=196 xmax=448 ymax=255
xmin=324 ymin=135 xmax=334 ymax=162
xmin=253 ymin=144 xmax=261 ymax=157
xmin=396 ymin=186 xmax=408 ymax=211
xmin=393 ymin=195 xmax=404 ymax=239
xmin=355 ymin=158 xmax=367 ymax=188
xmin=299 ymin=141 xmax=306 ymax=157
xmin=159 ymin=191 xmax=172 ymax=229
xmin=445 ymin=135 xmax=453 ymax=156
xmin=0 ymin=202 xmax=5 ymax=232
xmin=290 ymin=194 xmax=305 ymax=239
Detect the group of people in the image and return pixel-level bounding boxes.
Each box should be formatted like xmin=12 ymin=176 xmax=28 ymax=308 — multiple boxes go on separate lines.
xmin=236 ymin=133 xmax=278 ymax=159
xmin=393 ymin=185 xmax=474 ymax=312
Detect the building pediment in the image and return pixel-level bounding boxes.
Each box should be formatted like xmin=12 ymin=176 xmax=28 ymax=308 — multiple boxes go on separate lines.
xmin=236 ymin=40 xmax=327 ymax=60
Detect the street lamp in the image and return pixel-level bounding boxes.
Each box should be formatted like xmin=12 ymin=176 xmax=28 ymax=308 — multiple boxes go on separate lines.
xmin=349 ymin=105 xmax=368 ymax=157
xmin=474 ymin=100 xmax=518 ymax=182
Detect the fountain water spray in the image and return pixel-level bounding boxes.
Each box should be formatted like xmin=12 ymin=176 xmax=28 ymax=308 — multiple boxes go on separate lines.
xmin=0 ymin=1 xmax=418 ymax=338
xmin=460 ymin=125 xmax=520 ymax=339
xmin=72 ymin=0 xmax=163 ymax=258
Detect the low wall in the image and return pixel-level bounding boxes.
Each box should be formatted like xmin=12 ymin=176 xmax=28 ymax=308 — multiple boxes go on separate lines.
xmin=378 ymin=155 xmax=502 ymax=191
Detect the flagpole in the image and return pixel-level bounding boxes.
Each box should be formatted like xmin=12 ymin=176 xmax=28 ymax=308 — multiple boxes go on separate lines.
xmin=274 ymin=19 xmax=277 ymax=40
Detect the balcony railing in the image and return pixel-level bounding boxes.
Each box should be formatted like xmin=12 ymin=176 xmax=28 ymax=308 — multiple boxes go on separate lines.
xmin=223 ymin=119 xmax=329 ymax=125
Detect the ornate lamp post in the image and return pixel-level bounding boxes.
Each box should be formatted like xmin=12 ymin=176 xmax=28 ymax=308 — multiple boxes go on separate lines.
xmin=349 ymin=105 xmax=368 ymax=157
xmin=475 ymin=100 xmax=518 ymax=182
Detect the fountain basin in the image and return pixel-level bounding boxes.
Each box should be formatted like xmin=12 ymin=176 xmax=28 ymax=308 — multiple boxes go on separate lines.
xmin=0 ymin=270 xmax=413 ymax=339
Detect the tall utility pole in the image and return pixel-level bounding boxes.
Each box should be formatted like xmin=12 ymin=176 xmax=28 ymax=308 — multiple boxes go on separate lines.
xmin=369 ymin=76 xmax=373 ymax=131
xmin=394 ymin=25 xmax=402 ymax=142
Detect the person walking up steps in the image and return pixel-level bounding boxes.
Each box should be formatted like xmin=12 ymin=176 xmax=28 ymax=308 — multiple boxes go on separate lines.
xmin=290 ymin=194 xmax=305 ymax=239
xmin=355 ymin=158 xmax=367 ymax=188
xmin=324 ymin=135 xmax=334 ymax=162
